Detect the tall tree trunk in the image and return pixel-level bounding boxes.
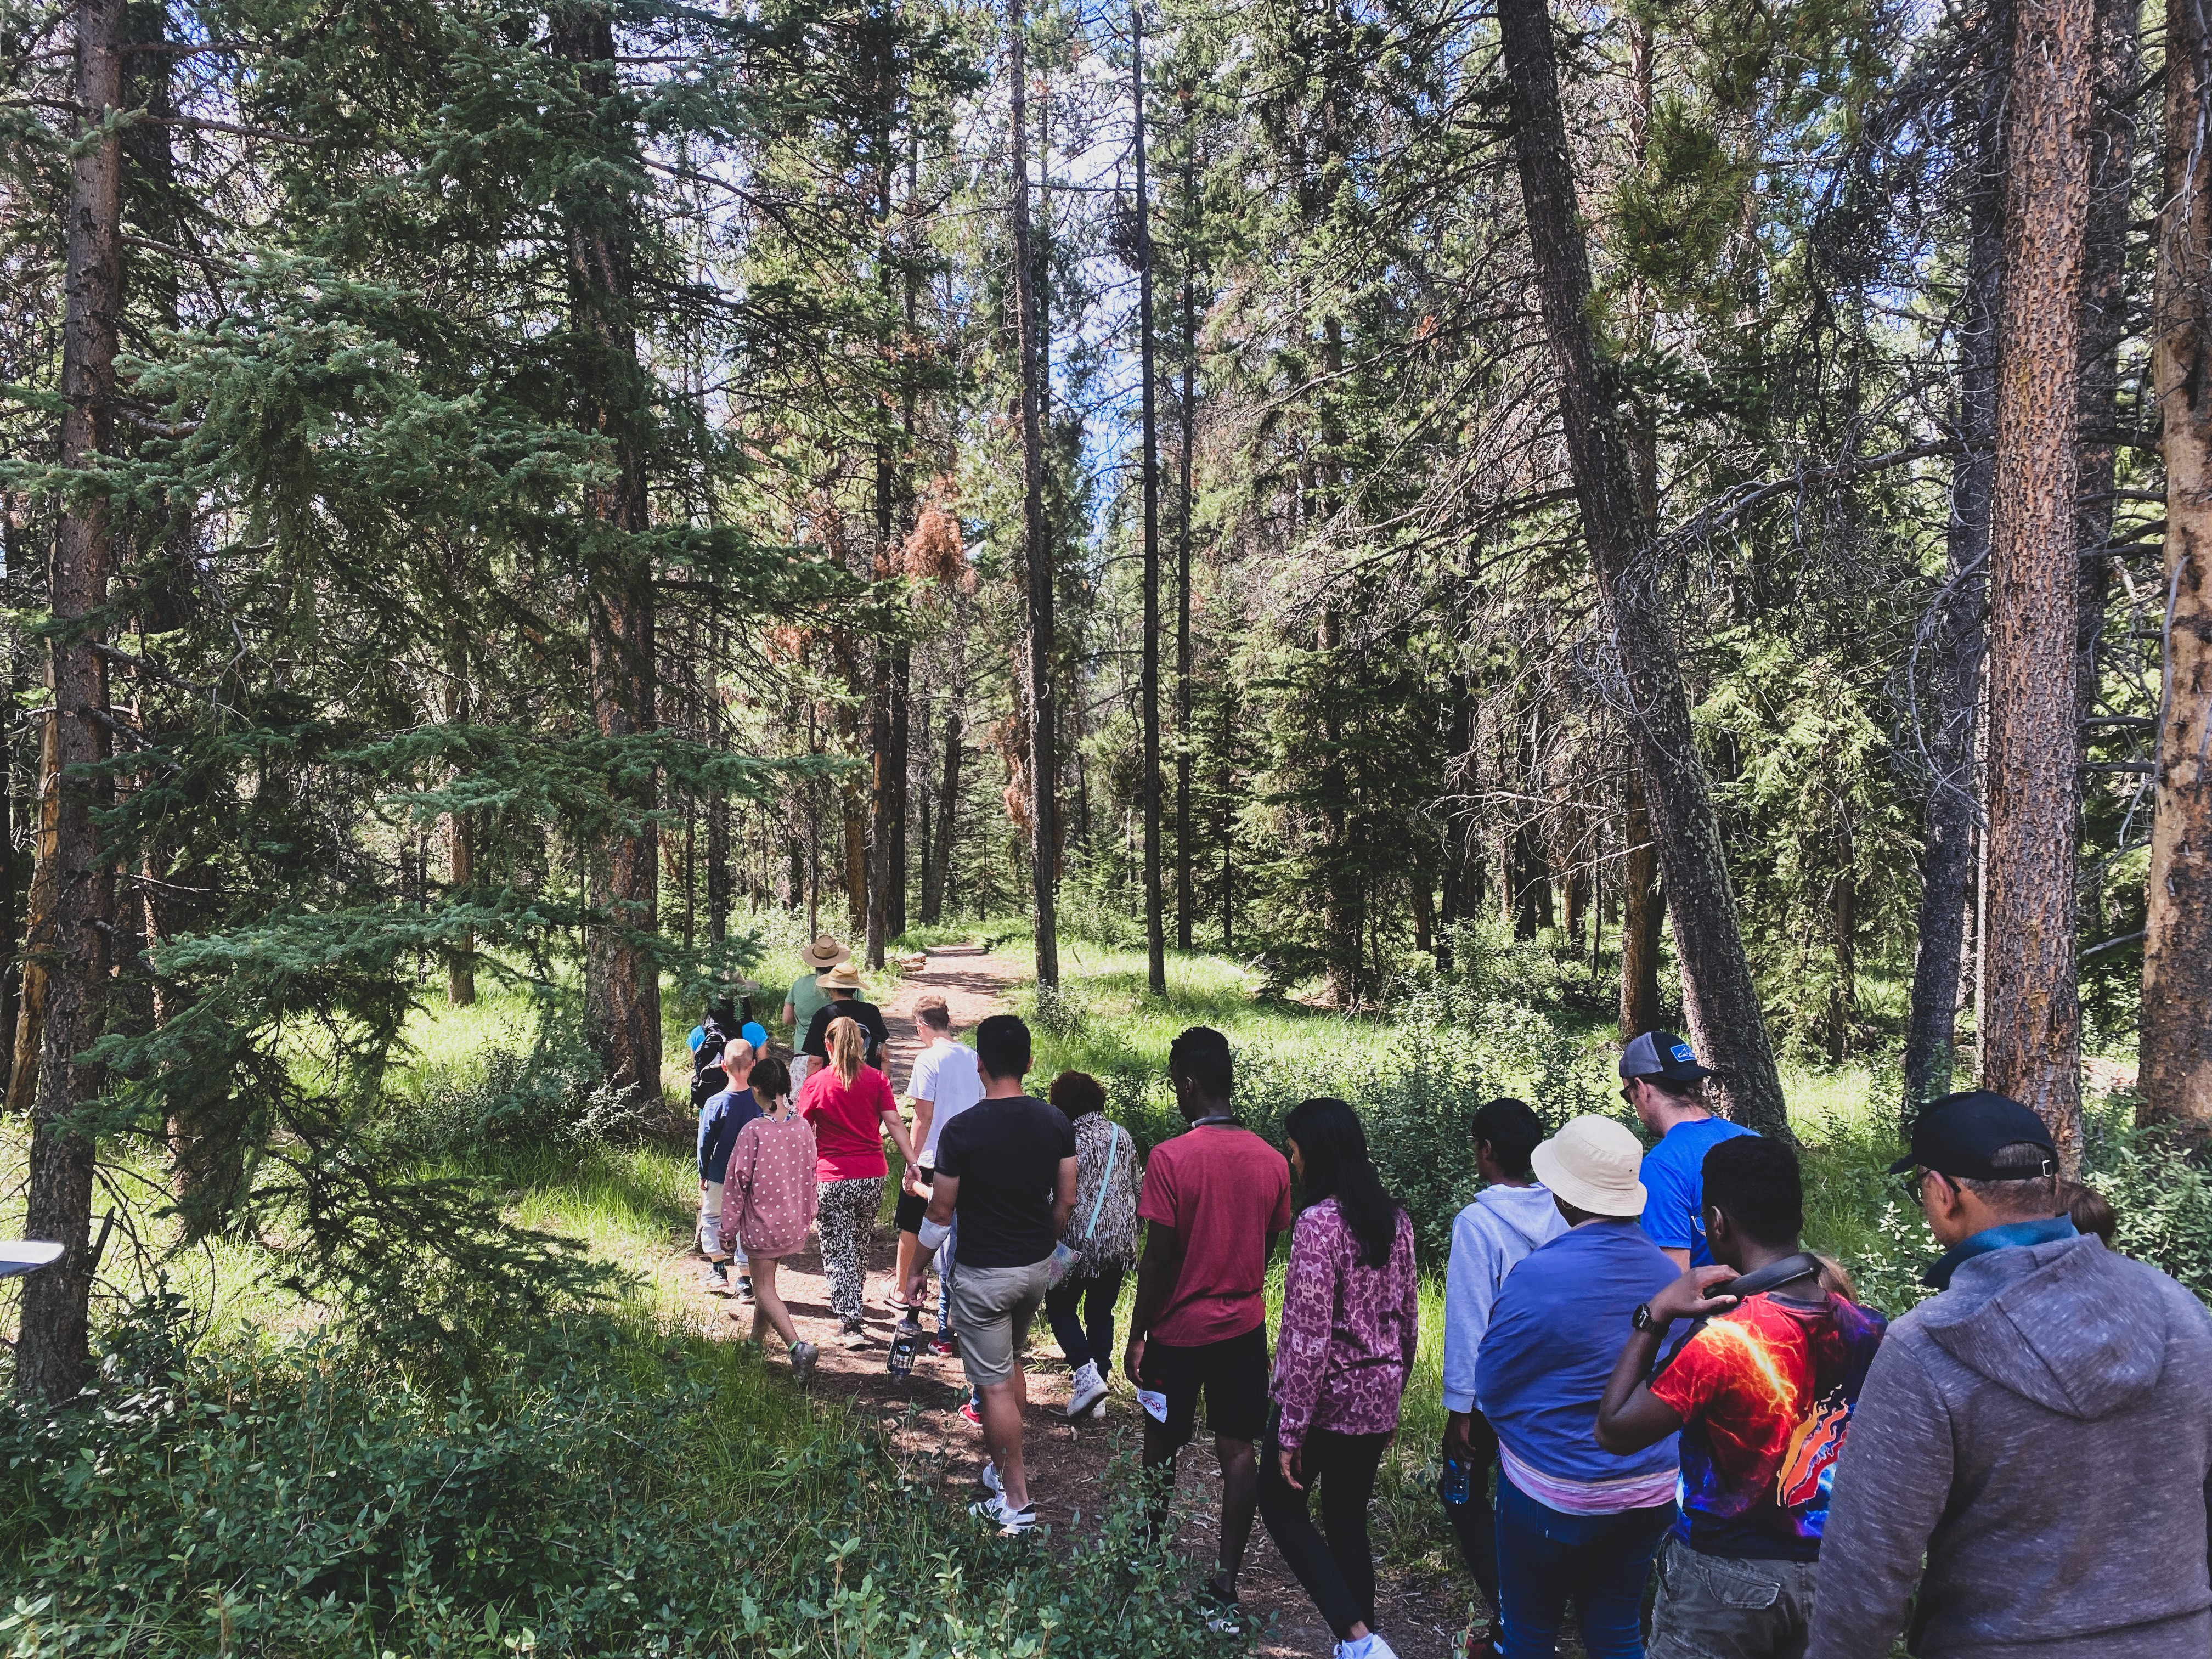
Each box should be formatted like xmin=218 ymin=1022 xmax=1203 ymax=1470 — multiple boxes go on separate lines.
xmin=914 ymin=692 xmax=933 ymax=924
xmin=1982 ymin=0 xmax=2095 ymax=1164
xmin=868 ymin=622 xmax=892 ymax=969
xmin=444 ymin=613 xmax=476 ymax=1007
xmin=1136 ymin=7 xmax=1166 ymax=998
xmin=1176 ymin=249 xmax=1196 ymax=952
xmin=1318 ymin=605 xmax=1357 ymax=1004
xmin=0 ymin=675 xmax=15 ymax=1091
xmin=115 ymin=4 xmax=221 ymax=1193
xmin=1497 ymin=0 xmax=1788 ymax=1133
xmin=930 ymin=703 xmax=961 ymax=922
xmin=2143 ymin=0 xmax=2212 ymax=1122
xmin=1828 ymin=862 xmax=1858 ymax=1064
xmin=558 ymin=5 xmax=661 ymax=1104
xmin=889 ymin=646 xmax=909 ymax=938
xmin=1904 ymin=3 xmax=2007 ymax=1121
xmin=18 ymin=0 xmax=126 ymax=1402
xmin=1620 ymin=765 xmax=1663 ymax=1039
xmin=706 ymin=797 xmax=729 ymax=947
xmin=2075 ymin=0 xmax=2138 ymax=715
xmin=1011 ymin=0 xmax=1059 ymax=986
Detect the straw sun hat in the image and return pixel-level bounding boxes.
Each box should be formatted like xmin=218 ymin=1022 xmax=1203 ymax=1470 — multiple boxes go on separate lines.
xmin=815 ymin=961 xmax=865 ymax=992
xmin=799 ymin=933 xmax=850 ymax=969
xmin=1529 ymin=1115 xmax=1649 ymax=1218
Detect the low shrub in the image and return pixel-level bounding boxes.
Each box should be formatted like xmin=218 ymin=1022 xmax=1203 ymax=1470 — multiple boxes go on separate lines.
xmin=0 ymin=1302 xmax=1244 ymax=1659
xmin=376 ymin=1037 xmax=667 ymax=1162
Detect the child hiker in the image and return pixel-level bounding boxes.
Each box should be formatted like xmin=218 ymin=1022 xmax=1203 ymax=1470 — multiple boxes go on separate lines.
xmin=720 ymin=1057 xmax=821 ymax=1379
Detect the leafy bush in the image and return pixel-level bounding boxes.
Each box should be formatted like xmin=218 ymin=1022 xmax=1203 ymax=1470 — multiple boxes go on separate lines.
xmin=377 ymin=1037 xmax=664 ymax=1161
xmin=2086 ymin=1127 xmax=2212 ymax=1302
xmin=0 ymin=1303 xmax=1243 ymax=1659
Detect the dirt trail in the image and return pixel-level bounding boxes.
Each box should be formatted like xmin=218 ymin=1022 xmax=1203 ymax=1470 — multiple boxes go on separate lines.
xmin=684 ymin=943 xmax=1470 ymax=1659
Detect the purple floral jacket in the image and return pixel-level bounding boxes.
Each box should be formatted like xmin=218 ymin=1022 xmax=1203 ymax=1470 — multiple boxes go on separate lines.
xmin=1270 ymin=1197 xmax=1420 ymax=1452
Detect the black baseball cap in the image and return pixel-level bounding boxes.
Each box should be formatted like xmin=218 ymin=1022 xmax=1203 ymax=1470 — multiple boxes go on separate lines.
xmin=1618 ymin=1029 xmax=1713 ymax=1083
xmin=1889 ymin=1090 xmax=2057 ymax=1181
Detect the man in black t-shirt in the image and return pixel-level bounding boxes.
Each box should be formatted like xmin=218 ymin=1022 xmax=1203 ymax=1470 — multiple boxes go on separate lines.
xmin=911 ymin=1013 xmax=1076 ymax=1535
xmin=800 ymin=963 xmax=890 ymax=1071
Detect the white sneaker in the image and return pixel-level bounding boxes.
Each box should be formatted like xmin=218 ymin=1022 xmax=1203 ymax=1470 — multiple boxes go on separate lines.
xmin=1065 ymin=1359 xmax=1108 ymax=1418
xmin=978 ymin=1460 xmax=1002 ymax=1496
xmin=1334 ymin=1637 xmax=1397 ymax=1659
xmin=968 ymin=1494 xmax=1036 ymax=1534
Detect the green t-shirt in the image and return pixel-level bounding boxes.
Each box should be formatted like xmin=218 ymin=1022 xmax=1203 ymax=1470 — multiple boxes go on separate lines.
xmin=787 ymin=972 xmax=832 ymax=1035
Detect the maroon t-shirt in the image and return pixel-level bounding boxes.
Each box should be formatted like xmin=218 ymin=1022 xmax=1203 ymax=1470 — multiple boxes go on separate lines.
xmin=1138 ymin=1122 xmax=1293 ymax=1347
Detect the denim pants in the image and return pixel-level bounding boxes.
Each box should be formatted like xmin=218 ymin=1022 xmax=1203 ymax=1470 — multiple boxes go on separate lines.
xmin=1494 ymin=1470 xmax=1674 ymax=1659
xmin=1043 ymin=1267 xmax=1122 ymax=1370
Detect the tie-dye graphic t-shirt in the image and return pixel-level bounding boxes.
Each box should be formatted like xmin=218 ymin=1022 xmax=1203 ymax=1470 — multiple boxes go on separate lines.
xmin=1649 ymin=1291 xmax=1887 ymax=1560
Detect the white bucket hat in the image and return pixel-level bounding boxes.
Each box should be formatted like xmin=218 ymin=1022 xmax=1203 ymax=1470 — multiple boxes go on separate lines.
xmin=1529 ymin=1114 xmax=1649 ymax=1218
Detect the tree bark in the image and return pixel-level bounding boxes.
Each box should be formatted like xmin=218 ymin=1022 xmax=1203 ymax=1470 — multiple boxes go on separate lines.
xmin=1136 ymin=7 xmax=1166 ymax=998
xmin=868 ymin=613 xmax=893 ymax=969
xmin=2074 ymin=0 xmax=2137 ymax=719
xmin=1497 ymin=0 xmax=1788 ymax=1133
xmin=1828 ymin=864 xmax=1858 ymax=1064
xmin=1981 ymin=0 xmax=2095 ymax=1164
xmin=1619 ymin=765 xmax=1664 ymax=1040
xmin=930 ymin=702 xmax=961 ymax=922
xmin=18 ymin=0 xmax=126 ymax=1402
xmin=2143 ymin=0 xmax=2212 ymax=1122
xmin=558 ymin=5 xmax=661 ymax=1105
xmin=1011 ymin=0 xmax=1059 ymax=986
xmin=1176 ymin=247 xmax=1197 ymax=952
xmin=443 ymin=610 xmax=476 ymax=1007
xmin=1904 ymin=1 xmax=2006 ymax=1121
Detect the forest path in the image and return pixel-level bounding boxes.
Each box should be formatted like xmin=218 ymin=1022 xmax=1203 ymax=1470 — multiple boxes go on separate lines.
xmin=680 ymin=943 xmax=1470 ymax=1659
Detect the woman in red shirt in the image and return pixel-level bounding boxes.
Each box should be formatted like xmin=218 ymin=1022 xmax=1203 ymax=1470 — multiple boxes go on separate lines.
xmin=798 ymin=1016 xmax=917 ymax=1347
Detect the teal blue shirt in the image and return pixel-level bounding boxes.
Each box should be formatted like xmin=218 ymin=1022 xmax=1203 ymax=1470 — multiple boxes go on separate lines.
xmin=1925 ymin=1213 xmax=2076 ymax=1290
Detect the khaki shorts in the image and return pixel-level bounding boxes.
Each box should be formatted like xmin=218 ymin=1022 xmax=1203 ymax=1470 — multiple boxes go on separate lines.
xmin=947 ymin=1258 xmax=1051 ymax=1390
xmin=1646 ymin=1533 xmax=1820 ymax=1659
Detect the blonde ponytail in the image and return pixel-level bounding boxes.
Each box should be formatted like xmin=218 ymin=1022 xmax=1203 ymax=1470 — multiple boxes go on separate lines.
xmin=827 ymin=1015 xmax=865 ymax=1086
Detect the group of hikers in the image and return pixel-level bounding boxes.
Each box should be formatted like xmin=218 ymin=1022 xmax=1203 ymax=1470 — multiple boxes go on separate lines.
xmin=686 ymin=933 xmax=2212 ymax=1659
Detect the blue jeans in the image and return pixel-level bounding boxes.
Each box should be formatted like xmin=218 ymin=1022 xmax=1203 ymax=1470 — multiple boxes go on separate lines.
xmin=1043 ymin=1267 xmax=1122 ymax=1370
xmin=1494 ymin=1471 xmax=1673 ymax=1659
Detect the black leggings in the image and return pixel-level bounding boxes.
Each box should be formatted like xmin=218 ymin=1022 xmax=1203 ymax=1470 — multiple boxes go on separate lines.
xmin=1043 ymin=1267 xmax=1122 ymax=1370
xmin=1257 ymin=1424 xmax=1391 ymax=1639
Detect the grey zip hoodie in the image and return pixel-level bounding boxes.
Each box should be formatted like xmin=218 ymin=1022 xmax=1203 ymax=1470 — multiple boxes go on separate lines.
xmin=1442 ymin=1182 xmax=1568 ymax=1414
xmin=1807 ymin=1232 xmax=2212 ymax=1659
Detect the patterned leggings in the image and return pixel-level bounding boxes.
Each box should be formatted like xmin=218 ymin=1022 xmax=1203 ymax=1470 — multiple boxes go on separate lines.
xmin=815 ymin=1176 xmax=884 ymax=1324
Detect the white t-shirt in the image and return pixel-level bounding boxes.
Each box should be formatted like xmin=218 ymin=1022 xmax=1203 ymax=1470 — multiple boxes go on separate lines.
xmin=909 ymin=1037 xmax=983 ymax=1162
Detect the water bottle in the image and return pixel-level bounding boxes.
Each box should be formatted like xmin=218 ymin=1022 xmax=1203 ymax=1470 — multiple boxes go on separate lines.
xmin=1440 ymin=1455 xmax=1471 ymax=1506
xmin=887 ymin=1312 xmax=921 ymax=1380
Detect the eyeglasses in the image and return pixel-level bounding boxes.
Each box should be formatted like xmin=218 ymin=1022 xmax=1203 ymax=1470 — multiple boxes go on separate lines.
xmin=1899 ymin=1167 xmax=1949 ymax=1203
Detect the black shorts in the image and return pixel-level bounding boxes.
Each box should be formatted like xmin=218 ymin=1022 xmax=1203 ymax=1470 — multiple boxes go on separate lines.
xmin=893 ymin=1170 xmax=935 ymax=1236
xmin=1141 ymin=1323 xmax=1269 ymax=1449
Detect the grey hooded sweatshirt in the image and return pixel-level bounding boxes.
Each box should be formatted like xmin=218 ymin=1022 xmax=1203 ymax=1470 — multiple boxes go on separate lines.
xmin=1806 ymin=1232 xmax=2212 ymax=1659
xmin=1442 ymin=1182 xmax=1568 ymax=1414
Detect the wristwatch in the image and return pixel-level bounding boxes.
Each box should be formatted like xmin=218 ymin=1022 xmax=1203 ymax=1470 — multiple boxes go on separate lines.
xmin=1632 ymin=1302 xmax=1660 ymax=1332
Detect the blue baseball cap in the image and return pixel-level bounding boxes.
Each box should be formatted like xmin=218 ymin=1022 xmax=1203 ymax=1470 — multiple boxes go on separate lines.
xmin=1619 ymin=1029 xmax=1713 ymax=1084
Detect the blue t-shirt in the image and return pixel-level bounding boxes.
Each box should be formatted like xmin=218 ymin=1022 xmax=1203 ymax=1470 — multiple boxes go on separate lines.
xmin=1640 ymin=1116 xmax=1759 ymax=1265
xmin=698 ymin=1087 xmax=761 ymax=1182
